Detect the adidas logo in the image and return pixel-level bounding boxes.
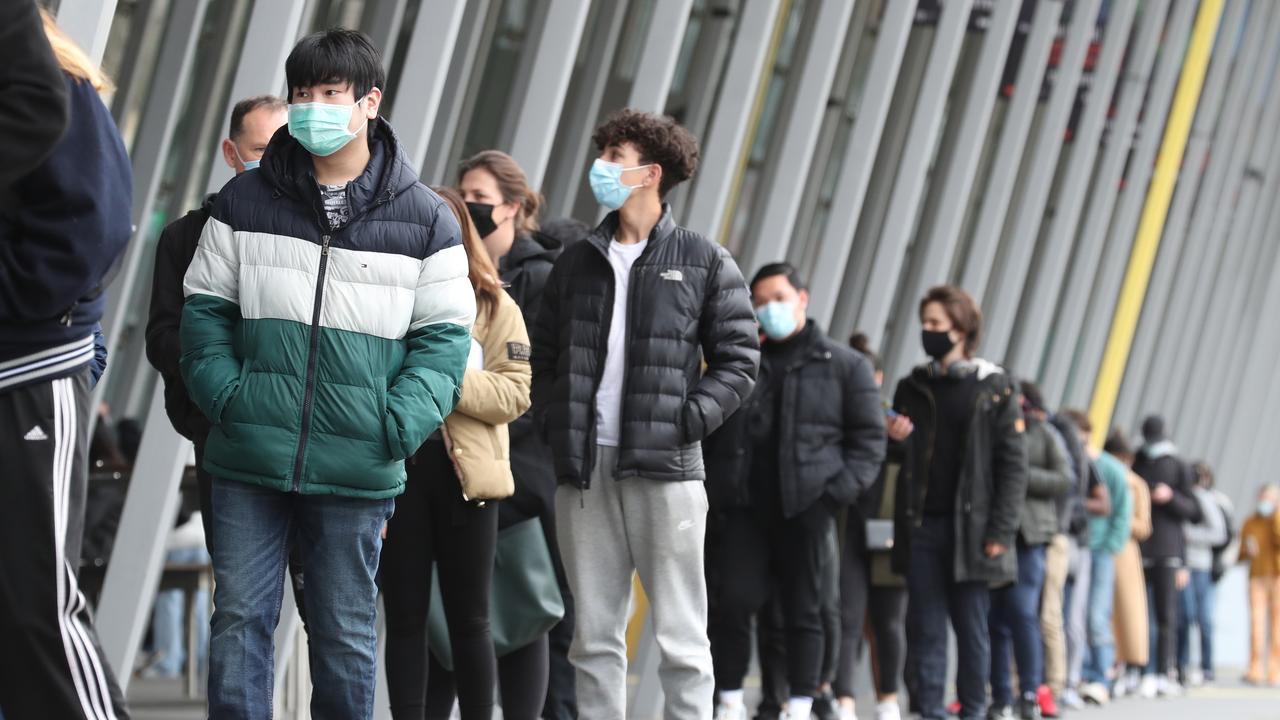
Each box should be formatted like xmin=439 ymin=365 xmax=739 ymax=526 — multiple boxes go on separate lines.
xmin=24 ymin=425 xmax=49 ymax=441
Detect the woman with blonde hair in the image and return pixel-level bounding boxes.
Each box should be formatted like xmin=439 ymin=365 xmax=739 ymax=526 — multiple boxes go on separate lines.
xmin=0 ymin=9 xmax=132 ymax=719
xmin=380 ymin=187 xmax=536 ymax=719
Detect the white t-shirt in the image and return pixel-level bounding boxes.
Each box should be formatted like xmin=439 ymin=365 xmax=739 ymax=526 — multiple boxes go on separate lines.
xmin=595 ymin=237 xmax=648 ymax=447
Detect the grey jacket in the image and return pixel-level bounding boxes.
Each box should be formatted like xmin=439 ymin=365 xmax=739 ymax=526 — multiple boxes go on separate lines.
xmin=1020 ymin=416 xmax=1074 ymax=546
xmin=1184 ymin=486 xmax=1229 ymax=571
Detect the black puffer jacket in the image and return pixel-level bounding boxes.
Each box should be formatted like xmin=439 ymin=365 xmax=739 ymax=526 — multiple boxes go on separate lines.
xmin=1134 ymin=440 xmax=1203 ymax=562
xmin=890 ymin=359 xmax=1029 ymax=585
xmin=530 ymin=207 xmax=759 ymax=487
xmin=703 ymin=324 xmax=884 ymax=518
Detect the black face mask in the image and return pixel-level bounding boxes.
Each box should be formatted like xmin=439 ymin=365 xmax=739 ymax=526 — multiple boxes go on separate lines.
xmin=466 ymin=202 xmax=498 ymax=239
xmin=921 ymin=329 xmax=957 ymax=360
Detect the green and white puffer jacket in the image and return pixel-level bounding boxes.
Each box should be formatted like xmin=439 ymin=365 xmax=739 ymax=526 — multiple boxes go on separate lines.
xmin=180 ymin=121 xmax=475 ymax=499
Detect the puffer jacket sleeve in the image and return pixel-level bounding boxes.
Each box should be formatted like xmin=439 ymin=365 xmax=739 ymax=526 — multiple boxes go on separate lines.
xmin=453 ymin=290 xmax=531 ymax=426
xmin=1027 ymin=422 xmax=1073 ymax=499
xmin=530 ymin=253 xmax=565 ymax=429
xmin=181 ymin=213 xmax=243 ymax=424
xmin=986 ymin=376 xmax=1029 ymax=548
xmin=384 ymin=209 xmax=476 ymax=460
xmin=832 ymin=351 xmax=886 ymax=504
xmin=682 ymin=246 xmax=760 ymax=442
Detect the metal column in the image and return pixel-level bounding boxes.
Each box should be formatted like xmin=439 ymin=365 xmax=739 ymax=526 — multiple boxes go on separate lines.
xmin=205 ymin=0 xmax=308 ymax=195
xmin=1110 ymin=0 xmax=1247 ymax=430
xmin=1063 ymin=0 xmax=1197 ymax=409
xmin=982 ymin=0 xmax=1111 ymax=363
xmin=503 ymin=0 xmax=592 ymax=189
xmin=882 ymin=0 xmax=1021 ymax=377
xmin=420 ymin=0 xmax=495 ymax=185
xmin=1038 ymin=0 xmax=1173 ymax=403
xmin=390 ymin=0 xmax=468 ymax=172
xmin=627 ymin=0 xmax=696 ymax=112
xmin=684 ymin=0 xmax=785 ymax=240
xmin=363 ymin=0 xmax=409 ymax=71
xmin=850 ymin=0 xmax=973 ymax=347
xmin=957 ymin=0 xmax=1065 ymax=300
xmin=55 ymin=0 xmax=118 ymax=66
xmin=804 ymin=0 xmax=918 ymax=327
xmin=738 ymin=0 xmax=855 ymax=273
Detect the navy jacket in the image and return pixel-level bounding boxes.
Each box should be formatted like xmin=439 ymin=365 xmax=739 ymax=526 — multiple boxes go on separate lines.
xmin=0 ymin=75 xmax=132 ymax=392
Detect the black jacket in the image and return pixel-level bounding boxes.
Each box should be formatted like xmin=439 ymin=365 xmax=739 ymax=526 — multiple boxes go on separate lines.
xmin=889 ymin=359 xmax=1029 ymax=585
xmin=703 ymin=324 xmax=884 ymax=518
xmin=530 ymin=207 xmax=759 ymax=487
xmin=145 ymin=196 xmax=215 ymax=442
xmin=0 ymin=0 xmax=68 ymax=192
xmin=1134 ymin=440 xmax=1203 ymax=562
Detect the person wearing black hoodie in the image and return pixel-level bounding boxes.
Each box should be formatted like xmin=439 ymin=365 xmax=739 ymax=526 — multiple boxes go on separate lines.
xmin=0 ymin=0 xmax=68 ymax=194
xmin=458 ymin=150 xmax=584 ymax=720
xmin=0 ymin=13 xmax=132 ymax=719
xmin=1132 ymin=415 xmax=1202 ymax=697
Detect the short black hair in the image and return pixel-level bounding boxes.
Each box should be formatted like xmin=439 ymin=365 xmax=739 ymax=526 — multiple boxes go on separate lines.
xmin=229 ymin=95 xmax=286 ymax=140
xmin=592 ymin=109 xmax=699 ymax=196
xmin=750 ymin=262 xmax=808 ymax=293
xmin=1020 ymin=380 xmax=1047 ymax=413
xmin=285 ymin=28 xmax=385 ymax=102
xmin=1103 ymin=428 xmax=1134 ymax=459
xmin=1141 ymin=414 xmax=1166 ymax=442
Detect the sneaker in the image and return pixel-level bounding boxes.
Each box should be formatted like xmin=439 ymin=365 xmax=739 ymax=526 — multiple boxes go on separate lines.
xmin=839 ymin=703 xmax=857 ymax=720
xmin=1036 ymin=685 xmax=1059 ymax=718
xmin=813 ymin=690 xmax=839 ymax=720
xmin=1079 ymin=682 xmax=1110 ymax=706
xmin=987 ymin=706 xmax=1016 ymax=720
xmin=715 ymin=703 xmax=747 ymax=720
xmin=1186 ymin=668 xmax=1205 ymax=687
xmin=1138 ymin=674 xmax=1158 ymax=699
xmin=874 ymin=700 xmax=901 ymax=720
xmin=1058 ymin=688 xmax=1084 ymax=710
xmin=949 ymin=700 xmax=963 ymax=716
xmin=1156 ymin=676 xmax=1183 ymax=697
xmin=1018 ymin=692 xmax=1042 ymax=720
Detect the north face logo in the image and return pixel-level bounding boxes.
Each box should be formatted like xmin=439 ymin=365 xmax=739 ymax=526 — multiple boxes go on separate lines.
xmin=660 ymin=269 xmax=684 ymax=282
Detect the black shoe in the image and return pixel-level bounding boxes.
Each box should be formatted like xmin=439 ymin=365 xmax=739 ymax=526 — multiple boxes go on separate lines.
xmin=1018 ymin=694 xmax=1042 ymax=720
xmin=813 ymin=690 xmax=839 ymax=720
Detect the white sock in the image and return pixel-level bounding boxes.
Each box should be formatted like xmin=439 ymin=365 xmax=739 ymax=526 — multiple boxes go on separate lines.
xmin=788 ymin=696 xmax=814 ymax=717
xmin=719 ymin=689 xmax=745 ymax=707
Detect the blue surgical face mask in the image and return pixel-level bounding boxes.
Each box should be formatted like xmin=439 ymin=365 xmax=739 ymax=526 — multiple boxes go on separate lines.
xmin=287 ymin=97 xmax=368 ymax=157
xmin=756 ymin=301 xmax=798 ymax=340
xmin=1260 ymin=500 xmax=1276 ymax=517
xmin=230 ymin=143 xmax=260 ymax=171
xmin=589 ymin=159 xmax=652 ymax=210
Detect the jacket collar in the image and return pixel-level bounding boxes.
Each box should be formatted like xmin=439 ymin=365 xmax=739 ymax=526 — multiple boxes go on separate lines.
xmin=1142 ymin=439 xmax=1178 ymax=459
xmin=586 ymin=203 xmax=677 ymax=254
xmin=914 ymin=355 xmax=1004 ymax=382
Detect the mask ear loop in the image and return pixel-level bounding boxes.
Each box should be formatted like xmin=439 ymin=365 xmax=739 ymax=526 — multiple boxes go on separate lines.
xmin=622 ymin=163 xmax=655 ymax=190
xmin=351 ymin=95 xmax=372 ymax=138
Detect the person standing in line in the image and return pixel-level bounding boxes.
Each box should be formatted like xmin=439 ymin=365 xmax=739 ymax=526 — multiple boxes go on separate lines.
xmin=1131 ymin=415 xmax=1202 ymax=698
xmin=181 ymin=29 xmax=475 ymax=719
xmin=832 ymin=334 xmax=909 ymax=720
xmin=1239 ymin=484 xmax=1280 ymax=686
xmin=1055 ymin=413 xmax=1131 ymax=705
xmin=458 ymin=150 xmax=580 ymax=720
xmin=381 ymin=187 xmax=532 ymax=720
xmin=531 ymin=109 xmax=759 ymax=720
xmin=707 ymin=264 xmax=884 ymax=720
xmin=887 ymin=285 xmax=1028 ymax=720
xmin=1177 ymin=462 xmax=1229 ymax=686
xmin=0 ymin=12 xmax=132 ymax=719
xmin=0 ymin=0 xmax=68 ymax=192
xmin=1106 ymin=431 xmax=1151 ymax=698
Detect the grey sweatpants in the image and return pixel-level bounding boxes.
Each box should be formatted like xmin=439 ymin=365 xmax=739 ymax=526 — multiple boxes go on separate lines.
xmin=554 ymin=445 xmax=714 ymax=720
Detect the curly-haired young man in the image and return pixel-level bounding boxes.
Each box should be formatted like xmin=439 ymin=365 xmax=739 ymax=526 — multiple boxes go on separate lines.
xmin=531 ymin=109 xmax=760 ymax=719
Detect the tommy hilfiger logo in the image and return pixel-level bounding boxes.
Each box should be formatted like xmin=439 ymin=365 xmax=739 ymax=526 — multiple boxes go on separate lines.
xmin=660 ymin=269 xmax=684 ymax=282
xmin=24 ymin=425 xmax=49 ymax=441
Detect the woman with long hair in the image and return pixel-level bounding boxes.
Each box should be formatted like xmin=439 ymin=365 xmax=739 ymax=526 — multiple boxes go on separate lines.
xmin=380 ymin=187 xmax=532 ymax=719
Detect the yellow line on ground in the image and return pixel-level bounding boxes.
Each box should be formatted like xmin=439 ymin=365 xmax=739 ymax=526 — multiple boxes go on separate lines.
xmin=1088 ymin=0 xmax=1226 ymax=446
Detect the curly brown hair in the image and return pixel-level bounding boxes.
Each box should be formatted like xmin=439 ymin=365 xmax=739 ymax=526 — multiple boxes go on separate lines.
xmin=591 ymin=109 xmax=700 ymax=196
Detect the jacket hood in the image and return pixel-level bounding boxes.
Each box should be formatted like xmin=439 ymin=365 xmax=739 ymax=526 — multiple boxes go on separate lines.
xmin=913 ymin=355 xmax=1005 ymax=382
xmin=258 ymin=119 xmax=418 ymax=212
xmin=1142 ymin=439 xmax=1178 ymax=459
xmin=504 ymin=232 xmax=561 ymax=268
xmin=201 ymin=193 xmax=217 ymax=215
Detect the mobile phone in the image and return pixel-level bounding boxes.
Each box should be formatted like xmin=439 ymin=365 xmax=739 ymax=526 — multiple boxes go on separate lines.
xmin=885 ymin=407 xmax=900 ymax=420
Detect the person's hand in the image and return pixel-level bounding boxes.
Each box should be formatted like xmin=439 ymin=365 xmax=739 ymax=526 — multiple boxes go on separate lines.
xmin=1151 ymin=483 xmax=1174 ymax=505
xmin=984 ymin=541 xmax=1007 ymax=558
xmin=1176 ymin=568 xmax=1190 ymax=590
xmin=441 ymin=426 xmax=464 ymax=480
xmin=887 ymin=414 xmax=914 ymax=442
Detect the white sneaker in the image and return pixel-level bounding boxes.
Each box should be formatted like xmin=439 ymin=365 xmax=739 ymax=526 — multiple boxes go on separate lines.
xmin=1079 ymin=682 xmax=1110 ymax=705
xmin=875 ymin=700 xmax=901 ymax=720
xmin=1138 ymin=674 xmax=1158 ymax=699
xmin=1156 ymin=676 xmax=1183 ymax=697
xmin=714 ymin=703 xmax=748 ymax=720
xmin=1187 ymin=668 xmax=1205 ymax=687
xmin=1059 ymin=688 xmax=1084 ymax=710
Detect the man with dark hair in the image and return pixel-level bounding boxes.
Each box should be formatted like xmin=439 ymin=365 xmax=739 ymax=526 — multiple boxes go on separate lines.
xmin=1132 ymin=415 xmax=1202 ymax=698
xmin=532 ymin=108 xmax=758 ymax=719
xmin=181 ymin=29 xmax=473 ymax=718
xmin=704 ymin=262 xmax=884 ymax=720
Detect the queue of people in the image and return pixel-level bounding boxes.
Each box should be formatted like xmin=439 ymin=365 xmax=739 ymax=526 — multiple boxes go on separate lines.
xmin=2 ymin=15 xmax=1277 ymax=720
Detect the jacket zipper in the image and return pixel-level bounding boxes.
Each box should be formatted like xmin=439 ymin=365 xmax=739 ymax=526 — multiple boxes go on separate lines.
xmin=613 ymin=257 xmax=642 ymax=477
xmin=291 ymin=232 xmax=332 ymax=490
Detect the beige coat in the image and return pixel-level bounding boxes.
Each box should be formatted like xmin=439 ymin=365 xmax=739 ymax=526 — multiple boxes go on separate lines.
xmin=1114 ymin=470 xmax=1153 ymax=666
xmin=443 ymin=289 xmax=531 ymax=501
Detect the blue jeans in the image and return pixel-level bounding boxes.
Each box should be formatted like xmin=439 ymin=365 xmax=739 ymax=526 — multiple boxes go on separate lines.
xmin=1082 ymin=551 xmax=1116 ymax=687
xmin=906 ymin=517 xmax=990 ymax=720
xmin=1177 ymin=568 xmax=1216 ymax=674
xmin=989 ymin=543 xmax=1046 ymax=706
xmin=207 ymin=478 xmax=393 ymax=720
xmin=150 ymin=545 xmax=212 ymax=676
